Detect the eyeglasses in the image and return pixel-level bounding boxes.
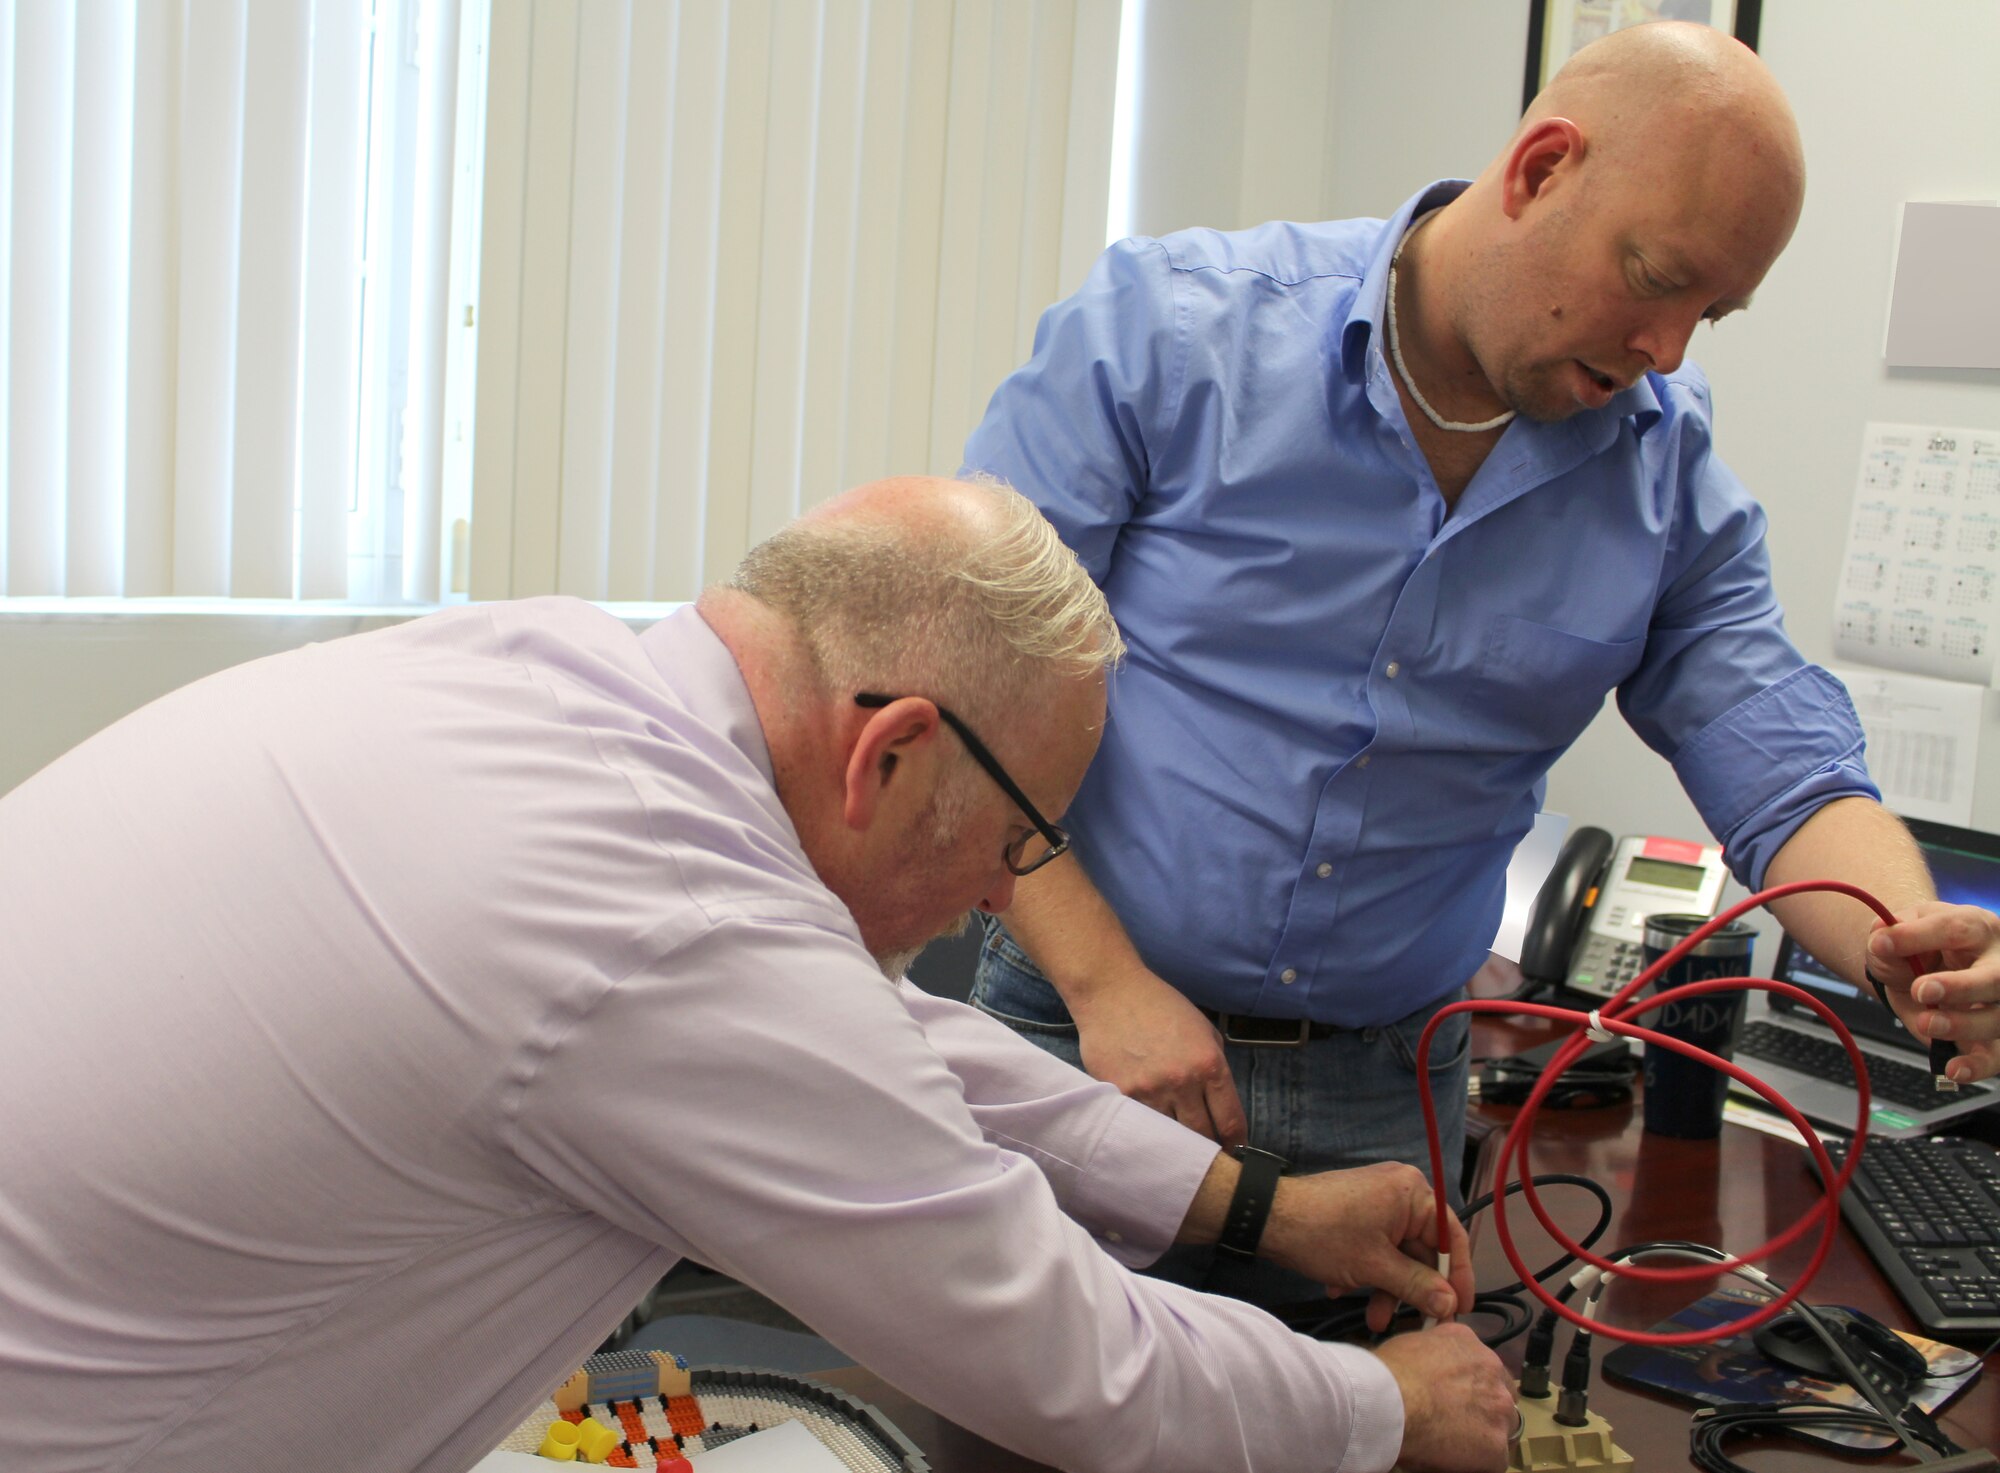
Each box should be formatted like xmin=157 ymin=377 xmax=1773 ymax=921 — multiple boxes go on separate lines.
xmin=855 ymin=692 xmax=1071 ymax=876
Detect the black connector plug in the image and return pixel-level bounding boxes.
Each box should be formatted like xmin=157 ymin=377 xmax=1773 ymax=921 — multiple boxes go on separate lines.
xmin=1517 ymin=1310 xmax=1558 ymax=1399
xmin=1866 ymin=965 xmax=1960 ymax=1091
xmin=1553 ymin=1329 xmax=1594 ymax=1427
xmin=1931 ymin=1036 xmax=1961 ymax=1092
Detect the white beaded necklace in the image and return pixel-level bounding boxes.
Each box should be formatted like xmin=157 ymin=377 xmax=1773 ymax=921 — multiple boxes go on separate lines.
xmin=1386 ymin=212 xmax=1515 ymax=434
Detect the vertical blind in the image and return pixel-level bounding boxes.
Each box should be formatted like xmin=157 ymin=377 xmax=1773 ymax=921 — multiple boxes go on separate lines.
xmin=1 ymin=0 xmax=371 ymax=600
xmin=467 ymin=0 xmax=1121 ymax=603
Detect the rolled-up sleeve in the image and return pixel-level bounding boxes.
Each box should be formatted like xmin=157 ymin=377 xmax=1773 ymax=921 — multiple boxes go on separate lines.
xmin=1616 ymin=380 xmax=1879 ymax=887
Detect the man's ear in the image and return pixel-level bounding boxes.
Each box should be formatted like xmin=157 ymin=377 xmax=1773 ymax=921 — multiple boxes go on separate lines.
xmin=1501 ymin=116 xmax=1585 ymax=219
xmin=841 ymin=697 xmax=942 ymax=833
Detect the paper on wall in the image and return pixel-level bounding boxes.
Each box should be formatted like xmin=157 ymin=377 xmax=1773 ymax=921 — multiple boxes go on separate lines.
xmin=1831 ymin=422 xmax=2000 ymax=685
xmin=1833 ymin=665 xmax=1981 ymax=826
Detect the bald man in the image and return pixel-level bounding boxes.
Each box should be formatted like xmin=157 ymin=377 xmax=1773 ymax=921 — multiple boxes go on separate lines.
xmin=0 ymin=476 xmax=1517 ymax=1473
xmin=960 ymin=21 xmax=2000 ymax=1299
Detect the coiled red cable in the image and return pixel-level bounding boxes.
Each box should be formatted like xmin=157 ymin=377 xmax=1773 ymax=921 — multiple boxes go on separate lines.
xmin=1416 ymin=880 xmax=1918 ymax=1345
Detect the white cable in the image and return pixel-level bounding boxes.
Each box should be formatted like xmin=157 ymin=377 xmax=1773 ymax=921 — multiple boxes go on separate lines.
xmin=1423 ymin=1250 xmax=1453 ymax=1329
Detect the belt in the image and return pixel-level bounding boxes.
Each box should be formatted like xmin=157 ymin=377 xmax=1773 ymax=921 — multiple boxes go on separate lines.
xmin=1199 ymin=1008 xmax=1345 ymax=1046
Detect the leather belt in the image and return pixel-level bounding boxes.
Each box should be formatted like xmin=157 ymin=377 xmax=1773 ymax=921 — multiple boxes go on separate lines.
xmin=1199 ymin=1008 xmax=1345 ymax=1046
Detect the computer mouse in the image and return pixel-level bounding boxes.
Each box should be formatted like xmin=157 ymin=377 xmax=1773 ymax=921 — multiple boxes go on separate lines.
xmin=1751 ymin=1305 xmax=1928 ymax=1388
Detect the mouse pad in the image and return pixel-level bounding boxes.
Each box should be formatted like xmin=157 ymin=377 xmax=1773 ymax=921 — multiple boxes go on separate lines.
xmin=1600 ymin=1285 xmax=1984 ymax=1451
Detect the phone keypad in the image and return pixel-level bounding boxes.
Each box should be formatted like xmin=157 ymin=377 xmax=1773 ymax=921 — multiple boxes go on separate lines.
xmin=1570 ymin=935 xmax=1645 ymax=997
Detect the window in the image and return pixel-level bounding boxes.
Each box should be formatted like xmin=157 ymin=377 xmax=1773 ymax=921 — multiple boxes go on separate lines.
xmin=0 ymin=0 xmax=454 ymax=604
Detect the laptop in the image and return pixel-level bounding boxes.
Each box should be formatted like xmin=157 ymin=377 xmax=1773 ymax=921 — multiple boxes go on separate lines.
xmin=1731 ymin=816 xmax=2000 ymax=1140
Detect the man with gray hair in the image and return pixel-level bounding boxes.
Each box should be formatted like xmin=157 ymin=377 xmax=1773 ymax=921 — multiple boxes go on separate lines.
xmin=0 ymin=475 xmax=1513 ymax=1473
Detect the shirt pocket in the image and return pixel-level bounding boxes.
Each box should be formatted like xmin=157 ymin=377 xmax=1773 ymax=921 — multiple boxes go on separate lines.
xmin=1469 ymin=616 xmax=1644 ymax=752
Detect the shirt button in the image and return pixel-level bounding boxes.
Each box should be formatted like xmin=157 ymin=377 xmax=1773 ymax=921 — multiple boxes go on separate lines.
xmin=1316 ymin=862 xmax=1333 ymax=878
xmin=1105 ymin=1230 xmax=1123 ymax=1244
xmin=1357 ymin=754 xmax=1372 ymax=769
xmin=1385 ymin=660 xmax=1401 ymax=678
xmin=1280 ymin=968 xmax=1298 ymax=984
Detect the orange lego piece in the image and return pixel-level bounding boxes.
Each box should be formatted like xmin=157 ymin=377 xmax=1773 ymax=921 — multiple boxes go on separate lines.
xmin=611 ymin=1398 xmax=651 ymax=1448
xmin=662 ymin=1395 xmax=705 ymax=1439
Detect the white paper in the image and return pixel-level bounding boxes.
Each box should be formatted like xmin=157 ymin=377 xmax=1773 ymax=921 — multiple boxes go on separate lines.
xmin=1831 ymin=422 xmax=2000 ymax=684
xmin=469 ymin=1453 xmax=570 ymax=1472
xmin=689 ymin=1419 xmax=853 ymax=1473
xmin=1834 ymin=665 xmax=1982 ymax=825
xmin=472 ymin=1418 xmax=853 ymax=1473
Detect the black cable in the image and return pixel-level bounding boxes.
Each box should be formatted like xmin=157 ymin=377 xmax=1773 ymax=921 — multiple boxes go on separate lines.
xmin=1461 ymin=1173 xmax=1615 ymax=1297
xmin=1571 ymin=1245 xmax=1958 ymax=1463
xmin=1281 ymin=1174 xmax=1613 ymax=1350
xmin=1452 ymin=1173 xmax=1617 ymax=1351
xmin=1275 ymin=1286 xmax=1535 ymax=1349
xmin=1688 ymin=1401 xmax=1962 ymax=1473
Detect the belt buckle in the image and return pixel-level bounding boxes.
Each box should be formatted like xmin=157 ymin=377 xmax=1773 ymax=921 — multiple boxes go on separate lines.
xmin=1219 ymin=1013 xmax=1312 ymax=1047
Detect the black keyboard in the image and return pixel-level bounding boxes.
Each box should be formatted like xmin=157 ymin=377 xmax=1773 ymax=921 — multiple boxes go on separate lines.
xmin=1822 ymin=1136 xmax=2000 ymax=1339
xmin=1738 ymin=1019 xmax=1993 ymax=1113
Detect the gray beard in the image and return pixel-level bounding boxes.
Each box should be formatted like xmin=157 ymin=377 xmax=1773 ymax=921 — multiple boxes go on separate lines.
xmin=876 ymin=910 xmax=975 ymax=981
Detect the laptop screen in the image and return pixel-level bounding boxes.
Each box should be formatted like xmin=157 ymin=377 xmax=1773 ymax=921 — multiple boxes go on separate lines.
xmin=1770 ymin=816 xmax=2000 ymax=1050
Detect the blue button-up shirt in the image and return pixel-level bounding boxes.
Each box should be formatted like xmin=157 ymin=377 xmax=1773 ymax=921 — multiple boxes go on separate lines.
xmin=963 ymin=182 xmax=1876 ymax=1028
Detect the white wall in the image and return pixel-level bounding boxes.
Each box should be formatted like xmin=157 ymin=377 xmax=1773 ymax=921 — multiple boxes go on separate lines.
xmin=1125 ymin=0 xmax=1346 ymax=238
xmin=0 ymin=609 xmax=418 ymax=795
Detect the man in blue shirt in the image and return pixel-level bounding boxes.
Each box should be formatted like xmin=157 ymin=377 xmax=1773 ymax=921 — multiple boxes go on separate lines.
xmin=959 ymin=20 xmax=2000 ymax=1292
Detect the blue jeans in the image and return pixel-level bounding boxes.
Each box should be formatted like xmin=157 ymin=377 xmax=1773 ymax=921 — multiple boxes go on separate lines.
xmin=971 ymin=918 xmax=1472 ymax=1306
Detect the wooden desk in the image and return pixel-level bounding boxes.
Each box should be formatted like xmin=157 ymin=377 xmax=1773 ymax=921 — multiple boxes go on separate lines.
xmin=817 ymin=1023 xmax=1999 ymax=1471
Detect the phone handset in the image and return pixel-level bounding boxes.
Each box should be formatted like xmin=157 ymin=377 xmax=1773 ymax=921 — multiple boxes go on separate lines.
xmin=1519 ymin=830 xmax=1730 ymax=999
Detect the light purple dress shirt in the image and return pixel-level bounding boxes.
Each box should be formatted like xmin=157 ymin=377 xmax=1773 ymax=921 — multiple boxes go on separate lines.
xmin=0 ymin=599 xmax=1402 ymax=1473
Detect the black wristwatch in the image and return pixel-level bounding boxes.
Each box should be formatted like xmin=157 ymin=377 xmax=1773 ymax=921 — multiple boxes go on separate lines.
xmin=1216 ymin=1144 xmax=1288 ymax=1260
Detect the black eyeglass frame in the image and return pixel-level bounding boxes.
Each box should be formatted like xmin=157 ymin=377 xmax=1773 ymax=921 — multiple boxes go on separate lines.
xmin=854 ymin=692 xmax=1071 ymax=876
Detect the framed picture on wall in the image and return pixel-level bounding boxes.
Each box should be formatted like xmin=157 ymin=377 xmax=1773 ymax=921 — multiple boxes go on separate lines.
xmin=1523 ymin=1 xmax=1763 ymax=110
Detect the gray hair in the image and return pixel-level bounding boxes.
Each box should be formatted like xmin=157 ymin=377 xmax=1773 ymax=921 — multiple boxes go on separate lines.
xmin=726 ymin=477 xmax=1123 ymax=729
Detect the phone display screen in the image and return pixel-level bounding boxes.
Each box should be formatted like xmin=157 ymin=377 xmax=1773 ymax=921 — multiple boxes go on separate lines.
xmin=1625 ymin=856 xmax=1704 ymax=891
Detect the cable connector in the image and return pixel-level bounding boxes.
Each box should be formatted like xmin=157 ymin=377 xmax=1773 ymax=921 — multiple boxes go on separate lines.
xmin=1553 ymin=1329 xmax=1594 ymax=1427
xmin=1566 ymin=1263 xmax=1609 ymax=1301
xmin=1931 ymin=1036 xmax=1961 ymax=1092
xmin=1866 ymin=964 xmax=1960 ymax=1092
xmin=1518 ymin=1310 xmax=1559 ymax=1399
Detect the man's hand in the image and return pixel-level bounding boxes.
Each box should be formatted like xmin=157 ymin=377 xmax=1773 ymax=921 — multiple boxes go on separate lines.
xmin=1259 ymin=1162 xmax=1475 ymax=1331
xmin=1070 ymin=969 xmax=1247 ymax=1147
xmin=1374 ymin=1325 xmax=1515 ymax=1473
xmin=1868 ymin=902 xmax=2000 ymax=1084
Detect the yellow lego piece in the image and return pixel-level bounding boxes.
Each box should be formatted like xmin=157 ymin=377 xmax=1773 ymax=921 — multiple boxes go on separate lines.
xmin=536 ymin=1419 xmax=581 ymax=1462
xmin=574 ymin=1415 xmax=620 ymax=1464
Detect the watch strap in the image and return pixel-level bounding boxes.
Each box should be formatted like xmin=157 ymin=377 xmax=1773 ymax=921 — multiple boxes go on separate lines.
xmin=1216 ymin=1145 xmax=1287 ymax=1260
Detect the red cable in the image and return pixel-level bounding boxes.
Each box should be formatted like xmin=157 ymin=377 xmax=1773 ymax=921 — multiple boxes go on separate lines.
xmin=1418 ymin=880 xmax=1916 ymax=1345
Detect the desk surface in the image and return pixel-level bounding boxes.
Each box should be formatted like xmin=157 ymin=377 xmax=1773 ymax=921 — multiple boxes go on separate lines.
xmin=818 ymin=1019 xmax=1999 ymax=1471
